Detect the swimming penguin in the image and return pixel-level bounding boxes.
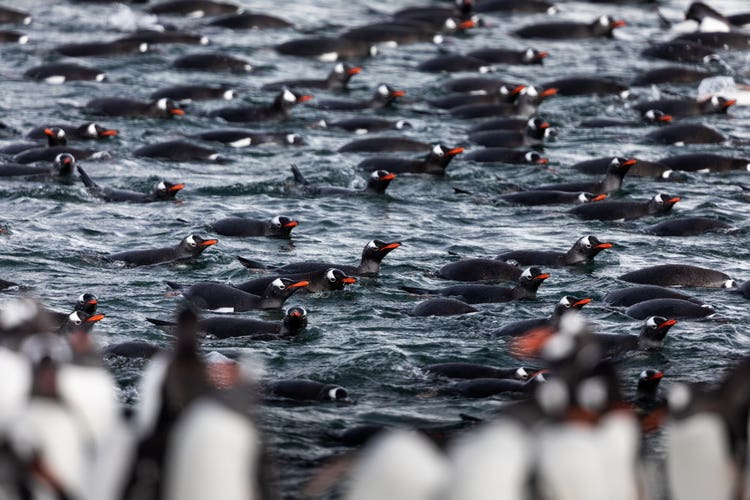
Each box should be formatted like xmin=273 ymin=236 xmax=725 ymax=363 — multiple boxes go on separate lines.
xmin=108 ymin=234 xmax=217 ymax=266
xmin=210 ymin=88 xmax=311 ymax=122
xmin=401 ymin=267 xmax=550 ymax=304
xmin=437 ymin=258 xmax=522 ymax=282
xmin=429 ymin=84 xmax=524 ymax=110
xmin=496 ymin=235 xmax=613 ymax=266
xmin=341 ymin=20 xmax=462 ymax=46
xmin=290 ymin=165 xmax=396 ymax=196
xmin=24 ymin=62 xmax=106 ymax=83
xmin=682 ymin=2 xmax=731 ymax=32
xmin=134 ymin=140 xmax=224 ymax=162
xmin=338 ymin=137 xmax=429 ymax=153
xmin=490 ymin=295 xmax=591 ymax=337
xmin=150 ymin=84 xmax=236 ymax=103
xmin=172 ymin=52 xmax=253 ymax=72
xmin=357 ymin=144 xmax=464 ymax=175
xmin=571 ymin=156 xmax=665 ymax=177
xmin=657 ymin=153 xmax=750 ymax=173
xmin=233 ymin=267 xmax=357 ymax=295
xmin=265 ymin=379 xmax=350 ymax=402
xmin=450 ymin=86 xmax=556 ymax=119
xmin=0 ymin=5 xmax=31 ymax=24
xmin=498 ymin=191 xmax=606 ymax=206
xmin=595 ymin=316 xmax=677 ymax=357
xmin=392 ymin=0 xmax=475 ymax=22
xmin=625 ymin=299 xmax=715 ymax=320
xmin=469 ymin=116 xmax=537 ymax=133
xmin=418 ymin=54 xmax=493 ymax=73
xmin=468 ymin=47 xmax=549 ymax=65
xmin=619 ymin=264 xmax=735 ymax=288
xmin=634 ymin=369 xmax=666 ymax=417
xmin=0 ymin=30 xmax=25 ymax=43
xmin=0 ymin=153 xmax=77 ymax=179
xmin=147 ymin=306 xmax=308 ymax=339
xmin=47 ymin=293 xmax=99 ymax=326
xmin=77 ymin=166 xmax=185 ymax=203
xmin=642 ymin=40 xmax=717 ymax=63
xmin=643 ymin=217 xmax=734 ymax=236
xmin=532 ymin=158 xmax=634 ymax=194
xmin=85 ymin=97 xmax=185 ymax=118
xmin=317 ymin=117 xmax=411 ymax=134
xmin=675 ymin=31 xmax=750 ymax=50
xmin=118 ymin=29 xmax=209 ymax=46
xmin=441 ymin=373 xmax=545 ymax=398
xmin=26 ymin=122 xmax=118 ymax=141
xmin=569 ymin=193 xmax=681 ymax=221
xmin=540 ymin=76 xmax=629 ymax=97
xmin=262 ymin=63 xmax=360 ymax=91
xmin=207 ymin=11 xmax=292 ymax=29
xmin=633 ymin=96 xmax=735 ymax=118
xmin=579 ymin=109 xmax=672 ymax=128
xmin=11 ymin=127 xmax=103 ymax=164
xmin=166 ymin=278 xmax=309 ymax=311
xmin=312 ymin=84 xmax=405 ymax=110
xmin=424 ymin=363 xmax=530 ymax=381
xmin=603 ymin=285 xmax=701 ymax=307
xmin=59 ymin=310 xmax=105 ymax=335
xmin=54 ymin=39 xmax=149 ymax=57
xmin=211 ymin=215 xmax=298 ymax=237
xmin=104 ymin=340 xmax=161 ymax=360
xmin=469 ymin=116 xmax=551 ymax=148
xmin=237 ymin=239 xmax=401 ymax=277
xmin=190 ymin=129 xmax=303 ymax=147
xmin=409 ymin=297 xmax=479 ymax=317
xmin=515 ymin=15 xmax=625 ymax=39
xmin=631 ymin=66 xmax=712 ymax=86
xmin=463 ymin=148 xmax=548 ymax=165
xmin=441 ymin=76 xmax=522 ymax=93
xmin=275 ymin=36 xmax=377 ymax=60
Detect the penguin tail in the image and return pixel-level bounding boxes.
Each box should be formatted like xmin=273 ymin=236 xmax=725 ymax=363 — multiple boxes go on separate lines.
xmin=399 ymin=285 xmax=435 ymax=295
xmin=290 ymin=164 xmax=309 ymax=185
xmin=236 ymin=255 xmax=267 ymax=270
xmin=165 ymin=281 xmax=184 ymax=291
xmin=146 ymin=317 xmax=177 ymax=327
xmin=76 ymin=165 xmax=98 ymax=189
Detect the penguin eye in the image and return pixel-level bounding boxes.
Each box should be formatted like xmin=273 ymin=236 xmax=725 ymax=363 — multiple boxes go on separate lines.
xmin=69 ymin=312 xmax=82 ymax=325
xmin=326 ymin=269 xmax=337 ymax=282
xmin=157 ymin=181 xmax=166 ymax=192
xmin=272 ymin=278 xmax=286 ymax=290
xmin=271 ymin=216 xmax=282 ymax=228
xmin=186 ymin=235 xmax=197 ymax=247
xmin=655 ymin=194 xmax=665 ymax=204
xmin=581 ymin=237 xmax=592 ymax=249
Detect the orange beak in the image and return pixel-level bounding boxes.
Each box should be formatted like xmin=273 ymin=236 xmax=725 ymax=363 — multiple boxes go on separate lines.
xmin=541 ymin=88 xmax=558 ymax=97
xmin=298 ymin=95 xmax=313 ymax=102
xmin=536 ymin=273 xmax=550 ymax=280
xmin=100 ymin=129 xmax=119 ymax=136
xmin=659 ymin=319 xmax=677 ymax=328
xmin=539 ymin=122 xmax=550 ymax=129
xmin=538 ymin=51 xmax=549 ymax=59
xmin=284 ymin=220 xmax=299 ymax=228
xmin=592 ymin=194 xmax=608 ymax=202
xmin=390 ymin=89 xmax=406 ymax=97
xmin=459 ymin=20 xmax=476 ymax=29
xmin=348 ymin=66 xmax=362 ymax=75
xmin=288 ymin=280 xmax=310 ymax=289
xmin=86 ymin=313 xmax=105 ymax=323
xmin=170 ymin=108 xmax=185 ymax=116
xmin=573 ymin=298 xmax=592 ymax=307
xmin=446 ymin=147 xmax=465 ymax=155
xmin=659 ymin=114 xmax=673 ymax=122
xmin=342 ymin=277 xmax=357 ymax=284
xmin=168 ymin=183 xmax=185 ymax=192
xmin=381 ymin=173 xmax=396 ymax=181
xmin=290 ymin=310 xmax=302 ymax=317
xmin=44 ymin=128 xmax=55 ymax=136
xmin=667 ymin=197 xmax=681 ymax=204
xmin=381 ymin=242 xmax=401 ymax=251
xmin=623 ymin=159 xmax=637 ymax=166
xmin=536 ymin=157 xmax=549 ymax=164
xmin=611 ymin=20 xmax=626 ymax=28
xmin=724 ymin=99 xmax=737 ymax=108
xmin=595 ymin=242 xmax=613 ymax=249
xmin=651 ymin=371 xmax=665 ymax=380
xmin=199 ymin=239 xmax=218 ymax=247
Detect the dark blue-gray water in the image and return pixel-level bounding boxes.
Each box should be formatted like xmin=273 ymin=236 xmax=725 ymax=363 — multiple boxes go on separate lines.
xmin=1 ymin=0 xmax=750 ymax=496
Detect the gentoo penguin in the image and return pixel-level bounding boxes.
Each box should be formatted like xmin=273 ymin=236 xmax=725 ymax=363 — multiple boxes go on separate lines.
xmin=619 ymin=264 xmax=736 ymax=288
xmin=77 ymin=166 xmax=185 ymax=203
xmin=540 ymin=76 xmax=629 ymax=97
xmin=633 ymin=96 xmax=735 ymax=118
xmin=491 ymin=295 xmax=591 ymax=337
xmin=675 ymin=32 xmax=750 ymax=50
xmin=625 ymin=298 xmax=715 ymax=320
xmin=450 ymin=86 xmax=556 ymax=119
xmin=209 ymin=88 xmax=311 ymax=122
xmin=317 ymin=117 xmax=411 ymax=134
xmin=236 ymin=239 xmax=401 ymax=277
xmin=595 ymin=316 xmax=677 ymax=356
xmin=150 ymin=84 xmax=236 ymax=103
xmin=441 ymin=373 xmax=546 ymax=398
xmin=117 ymin=29 xmax=209 ymax=46
xmin=339 ymin=137 xmax=429 ymax=153
xmin=26 ymin=122 xmax=118 ymax=141
xmin=643 ymin=217 xmax=734 ymax=236
xmin=437 ymin=258 xmax=522 ymax=282
xmin=467 ymin=47 xmax=549 ymax=65
xmin=133 ymin=141 xmax=224 ymax=162
xmin=46 ymin=293 xmax=98 ymax=327
xmin=233 ymin=268 xmax=356 ymax=295
xmin=290 ymin=166 xmax=396 ymax=196
xmin=59 ymin=310 xmax=105 ymax=335
xmin=24 ymin=62 xmax=106 ymax=83
xmin=147 ymin=306 xmax=308 ymax=339
xmin=417 ymin=54 xmax=494 ymax=73
xmin=642 ymin=40 xmax=717 ymax=63
xmin=85 ymin=97 xmax=185 ymax=118
xmin=578 ymin=110 xmax=672 ymax=128
xmin=442 ymin=76 xmax=522 ymax=93
xmin=340 ymin=19 xmax=465 ymax=46
xmin=571 ymin=156 xmax=670 ymax=177
xmin=0 ymin=5 xmax=31 ymax=24
xmin=54 ymin=39 xmax=149 ymax=57
xmin=11 ymin=127 xmax=103 ymax=164
xmin=634 ymin=369 xmax=666 ymax=417
xmin=275 ymin=36 xmax=377 ymax=60
xmin=495 ymin=235 xmax=613 ymax=266
xmin=532 ymin=158 xmax=634 ymax=194
xmin=262 ymin=63 xmax=361 ymax=91
xmin=604 ymin=285 xmax=700 ymax=307
xmin=400 ymin=267 xmax=550 ymax=303
xmin=463 ymin=148 xmax=548 ymax=165
xmin=499 ymin=191 xmax=606 ymax=206
xmin=172 ymin=52 xmax=253 ymax=72
xmin=683 ymin=2 xmax=731 ymax=32
xmin=165 ymin=278 xmax=309 ymax=311
xmin=147 ymin=0 xmax=241 ymax=16
xmin=569 ymin=193 xmax=681 ymax=221
xmin=408 ymin=297 xmax=478 ymax=317
xmin=468 ymin=116 xmax=552 ymax=148
xmin=207 ymin=11 xmax=292 ymax=29
xmin=515 ymin=15 xmax=625 ymax=39
xmin=211 ymin=215 xmax=298 ymax=237
xmin=0 ymin=152 xmax=76 ymax=179
xmin=357 ymin=144 xmax=464 ymax=175
xmin=311 ymin=84 xmax=405 ymax=110
xmin=108 ymin=234 xmax=217 ymax=266
xmin=657 ymin=153 xmax=750 ymax=173
xmin=190 ymin=129 xmax=303 ymax=147
xmin=424 ymin=363 xmax=530 ymax=381
xmin=265 ymin=379 xmax=350 ymax=402
xmin=1 ymin=30 xmax=26 ymax=44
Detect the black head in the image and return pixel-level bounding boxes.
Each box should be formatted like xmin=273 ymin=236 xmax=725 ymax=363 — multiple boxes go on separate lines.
xmin=591 ymin=15 xmax=626 ymax=37
xmin=361 ymin=239 xmax=402 ymax=264
xmin=263 ymin=277 xmax=309 ymax=301
xmin=60 ymin=310 xmax=105 ymax=334
xmin=518 ymin=86 xmax=557 ymax=106
xmin=606 ymin=157 xmax=637 ymax=176
xmin=517 ymin=267 xmax=550 ymax=291
xmin=685 ymin=2 xmax=726 ymax=23
xmin=154 ymin=180 xmax=185 ymax=200
xmin=569 ymin=235 xmax=613 ymax=261
xmin=54 ymin=153 xmax=76 ymax=176
xmin=282 ymin=306 xmax=308 ymax=335
xmin=637 ymin=369 xmax=664 ymax=394
xmin=79 ymin=122 xmax=118 ymax=139
xmin=321 ymin=384 xmax=349 ymax=402
xmin=322 ymin=268 xmax=357 ymax=291
xmin=365 ymin=170 xmax=396 ymax=194
xmin=372 ymin=83 xmax=405 ymax=107
xmin=74 ymin=293 xmax=98 ymax=314
xmin=640 ymin=316 xmax=677 ymax=344
xmin=649 ymin=193 xmax=681 ymax=213
xmin=267 ymin=215 xmax=298 ymax=237
xmin=522 ymin=48 xmax=549 ymax=65
xmin=274 ymin=88 xmax=312 ymax=111
xmin=426 ymin=144 xmax=465 ymax=169
xmin=44 ymin=127 xmax=67 ymax=146
xmin=497 ymin=84 xmax=526 ymax=102
xmin=578 ymin=192 xmax=608 ymax=204
xmin=525 ymin=116 xmax=552 ymax=140
xmin=329 ymin=63 xmax=361 ymax=87
xmin=179 ymin=234 xmax=218 ymax=256
xmin=642 ymin=110 xmax=672 ymax=124
xmin=552 ymin=295 xmax=592 ymax=317
xmin=155 ymin=97 xmax=185 ymax=117
xmin=523 ymin=151 xmax=549 ymax=165
xmin=701 ymin=95 xmax=736 ymax=114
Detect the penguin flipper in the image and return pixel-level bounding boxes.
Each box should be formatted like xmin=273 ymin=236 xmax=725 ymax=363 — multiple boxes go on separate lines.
xmin=399 ymin=285 xmax=435 ymax=295
xmin=290 ymin=164 xmax=309 ymax=185
xmin=76 ymin=165 xmax=100 ymax=190
xmin=236 ymin=256 xmax=267 ymax=270
xmin=165 ymin=281 xmax=184 ymax=291
xmin=146 ymin=317 xmax=177 ymax=327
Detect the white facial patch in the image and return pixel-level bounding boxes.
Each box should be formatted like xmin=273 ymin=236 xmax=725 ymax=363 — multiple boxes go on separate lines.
xmin=68 ymin=311 xmax=82 ymax=325
xmin=223 ymin=89 xmax=235 ymax=100
xmin=271 ymin=216 xmax=281 ymax=227
xmin=516 ymin=367 xmax=528 ymax=380
xmin=283 ymin=88 xmax=296 ymax=103
xmin=230 ymin=138 xmax=252 ymax=148
xmin=646 ymin=316 xmax=659 ymax=328
xmin=432 ymin=144 xmax=445 ymax=156
xmin=521 ymin=268 xmax=532 ymax=279
xmin=334 ymin=63 xmax=344 ymax=74
xmin=326 ymin=269 xmax=337 ymax=282
xmin=580 ymin=236 xmax=592 ymax=247
xmin=272 ymin=278 xmax=285 ymax=290
xmin=286 ymin=134 xmax=299 ymax=144
xmin=139 ymin=43 xmax=148 ymax=53
xmin=724 ymin=279 xmax=737 ymax=288
xmin=157 ymin=98 xmax=168 ymax=110
xmin=578 ymin=193 xmax=588 ymax=203
xmin=371 ymin=170 xmax=383 ymax=180
xmin=18 ymin=35 xmax=28 ymax=44
xmin=525 ymin=48 xmax=534 ymax=59
xmin=377 ymin=84 xmax=389 ymax=96
xmin=654 ymin=193 xmax=664 ymax=204
xmin=185 ymin=234 xmax=196 ymax=246
xmin=560 ymin=296 xmax=571 ymax=307
xmin=444 ymin=18 xmax=457 ymax=30
xmin=525 ymin=86 xmax=538 ymax=97
xmin=78 ymin=294 xmax=86 ymax=303
xmin=710 ymin=95 xmax=720 ymax=106
xmin=366 ymin=241 xmax=378 ymax=250
xmin=599 ymin=15 xmax=610 ymax=27
xmin=87 ymin=123 xmax=98 ymax=137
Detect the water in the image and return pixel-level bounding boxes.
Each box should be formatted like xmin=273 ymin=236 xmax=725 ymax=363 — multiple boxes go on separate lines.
xmin=1 ymin=0 xmax=750 ymax=496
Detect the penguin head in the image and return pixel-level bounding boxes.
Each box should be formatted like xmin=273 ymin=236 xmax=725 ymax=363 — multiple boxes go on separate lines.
xmin=428 ymin=144 xmax=464 ymax=168
xmin=53 ymin=153 xmax=76 ymax=176
xmin=61 ymin=310 xmax=105 ymax=334
xmin=323 ymin=384 xmax=350 ymax=402
xmin=571 ymin=235 xmax=613 ymax=260
xmin=44 ymin=126 xmax=67 ymax=146
xmin=334 ymin=62 xmax=362 ymax=83
xmin=514 ymin=366 xmax=530 ymax=381
xmin=651 ymin=193 xmax=681 ymax=212
xmin=283 ymin=306 xmax=308 ymax=334
xmin=324 ymin=268 xmax=357 ymax=290
xmin=593 ymin=15 xmax=626 ymax=36
xmin=276 ymin=88 xmax=312 ymax=110
xmin=75 ymin=293 xmax=98 ymax=314
xmin=523 ymin=48 xmax=549 ymax=64
xmin=268 ymin=215 xmax=298 ymax=237
xmin=642 ymin=109 xmax=672 ymax=124
xmin=373 ymin=84 xmax=405 ymax=106
xmin=366 ymin=170 xmax=396 ymax=194
xmin=83 ymin=122 xmax=118 ymax=139
xmin=579 ymin=192 xmax=608 ymax=203
xmin=156 ymin=97 xmax=185 ymax=117
xmin=641 ymin=316 xmax=676 ymax=344
xmin=637 ymin=369 xmax=664 ymax=393
xmin=526 ymin=116 xmax=551 ymax=140
xmin=154 ymin=180 xmax=185 ymax=199
xmin=704 ymin=95 xmax=736 ymax=113
xmin=518 ymin=267 xmax=550 ymax=290
xmin=180 ymin=234 xmax=218 ymax=256
xmin=266 ymin=277 xmax=309 ymax=299
xmin=524 ymin=151 xmax=548 ymax=164
xmin=554 ymin=295 xmax=592 ymax=316
xmin=362 ymin=240 xmax=402 ymax=263
xmin=607 ymin=157 xmax=637 ymax=175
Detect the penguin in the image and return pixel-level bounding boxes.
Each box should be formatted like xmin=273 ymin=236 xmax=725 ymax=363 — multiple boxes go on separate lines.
xmin=657 ymin=153 xmax=750 ymax=173
xmin=11 ymin=127 xmax=104 ymax=164
xmin=210 ymin=88 xmax=311 ymax=122
xmin=265 ymin=379 xmax=350 ymax=402
xmin=290 ymin=165 xmax=395 ymax=196
xmin=595 ymin=316 xmax=677 ymax=356
xmin=47 ymin=292 xmax=99 ymax=326
xmin=190 ymin=129 xmax=303 ymax=147
xmin=118 ymin=29 xmax=209 ymax=46
xmin=393 ymin=0 xmax=474 ymax=22
xmin=633 ymin=96 xmax=735 ymax=118
xmin=475 ymin=0 xmax=556 ymax=14
xmin=498 ymin=191 xmax=607 ymax=206
xmin=683 ymin=2 xmax=731 ymax=32
xmin=104 ymin=340 xmax=161 ymax=360
xmin=357 ymin=144 xmax=464 ymax=175
xmin=467 ymin=47 xmax=549 ymax=65
xmin=675 ymin=32 xmax=750 ymax=50
xmin=450 ymin=86 xmax=556 ymax=119
xmin=24 ymin=62 xmax=106 ymax=83
xmin=619 ymin=264 xmax=735 ymax=288
xmin=642 ymin=40 xmax=717 ymax=63
xmin=441 ymin=373 xmax=545 ymax=398
xmin=631 ymin=66 xmax=711 ymax=86
xmin=515 ymin=15 xmax=625 ymax=39
xmin=275 ymin=36 xmax=377 ymax=60
xmin=437 ymin=258 xmax=522 ymax=282
xmin=134 ymin=140 xmax=224 ymax=162
xmin=147 ymin=306 xmax=308 ymax=340
xmin=496 ymin=235 xmax=613 ymax=266
xmin=108 ymin=234 xmax=218 ymax=266
xmin=26 ymin=122 xmax=118 ymax=141
xmin=207 ymin=11 xmax=292 ymax=29
xmin=491 ymin=295 xmax=591 ymax=337
xmin=312 ymin=83 xmax=405 ymax=111
xmin=78 ymin=166 xmax=184 ymax=203
xmin=625 ymin=298 xmax=715 ymax=320
xmin=172 ymin=52 xmax=253 ymax=72
xmin=85 ymin=97 xmax=185 ymax=118
xmin=401 ymin=267 xmax=550 ymax=304
xmin=147 ymin=0 xmax=240 ymax=16
xmin=578 ymin=109 xmax=672 ymax=128
xmin=469 ymin=116 xmax=534 ymax=133
xmin=166 ymin=278 xmax=309 ymax=312
xmin=732 ymin=281 xmax=750 ymax=299
xmin=469 ymin=116 xmax=552 ymax=148
xmin=150 ymin=84 xmax=236 ymax=103
xmin=58 ymin=310 xmax=105 ymax=335
xmin=408 ymin=297 xmax=478 ymax=317
xmin=418 ymin=54 xmax=493 ymax=73
xmin=539 ymin=76 xmax=629 ymax=97
xmin=634 ymin=369 xmax=666 ymax=416
xmin=338 ymin=137 xmax=429 ymax=153
xmin=342 ymin=20 xmax=459 ymax=46
xmin=643 ymin=217 xmax=734 ymax=236
xmin=0 ymin=5 xmax=31 ymax=24
xmin=54 ymin=39 xmax=149 ymax=57
xmin=0 ymin=153 xmax=76 ymax=179
xmin=317 ymin=117 xmax=411 ymax=134
xmin=531 ymin=158 xmax=634 ymax=194
xmin=571 ymin=156 xmax=667 ymax=177
xmin=463 ymin=148 xmax=548 ymax=165
xmin=604 ymin=285 xmax=701 ymax=307
xmin=441 ymin=76 xmax=523 ymax=94
xmin=429 ymin=84 xmax=524 ymax=110
xmin=569 ymin=193 xmax=681 ymax=221
xmin=233 ymin=267 xmax=357 ymax=296
xmin=424 ymin=363 xmax=530 ymax=381
xmin=237 ymin=239 xmax=401 ymax=277
xmin=211 ymin=215 xmax=298 ymax=237
xmin=262 ymin=63 xmax=360 ymax=91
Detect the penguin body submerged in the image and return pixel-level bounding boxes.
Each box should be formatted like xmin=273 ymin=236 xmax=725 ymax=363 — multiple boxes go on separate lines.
xmin=108 ymin=234 xmax=217 ymax=266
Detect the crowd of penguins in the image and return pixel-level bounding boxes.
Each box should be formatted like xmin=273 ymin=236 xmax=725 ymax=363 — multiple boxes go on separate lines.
xmin=2 ymin=0 xmax=750 ymax=498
